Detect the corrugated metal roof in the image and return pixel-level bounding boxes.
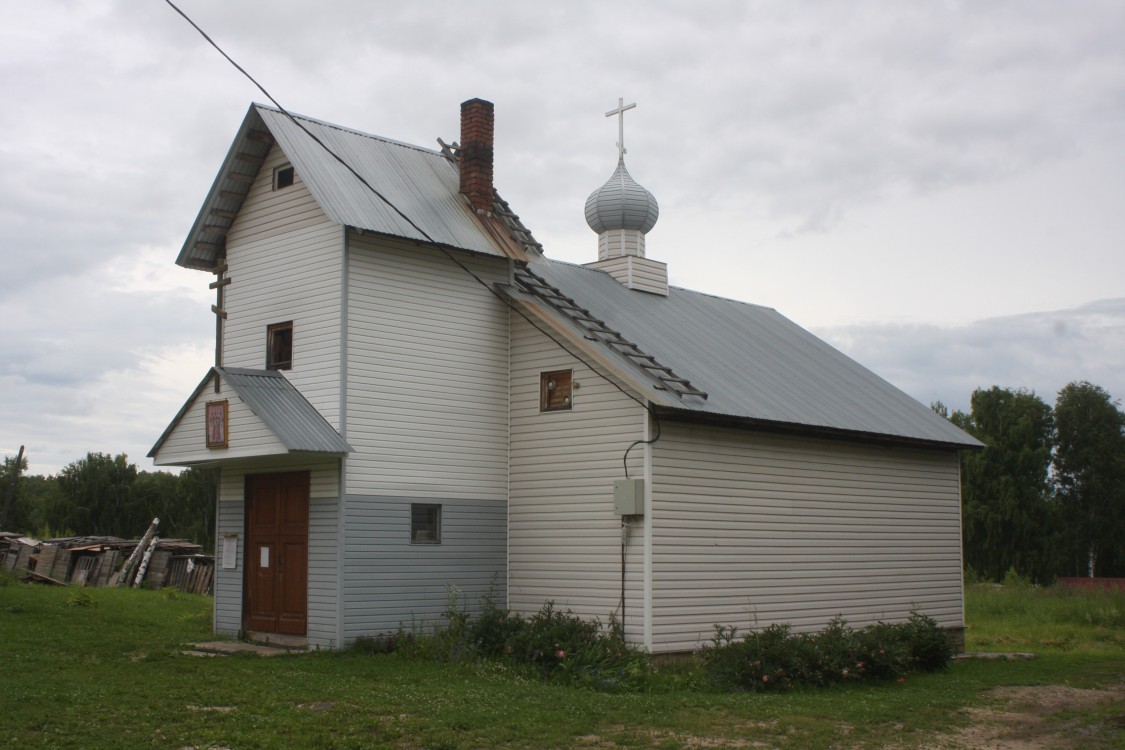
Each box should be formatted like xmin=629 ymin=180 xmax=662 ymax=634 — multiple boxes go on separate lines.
xmin=258 ymin=106 xmax=513 ymax=256
xmin=219 ymin=368 xmax=352 ymax=454
xmin=148 ymin=367 xmax=352 ymax=458
xmin=178 ymin=104 xmax=519 ymax=270
xmin=505 ymin=258 xmax=981 ymax=448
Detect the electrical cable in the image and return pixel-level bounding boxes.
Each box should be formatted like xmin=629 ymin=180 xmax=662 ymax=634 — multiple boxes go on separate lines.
xmin=620 ymin=518 xmax=627 ymax=642
xmin=622 ymin=411 xmax=661 ymax=479
xmin=164 ymin=0 xmax=437 ymax=247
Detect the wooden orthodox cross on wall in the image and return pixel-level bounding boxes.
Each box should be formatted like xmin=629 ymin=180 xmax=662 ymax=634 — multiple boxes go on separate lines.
xmin=210 ymin=262 xmax=230 ymax=393
xmin=605 ymin=97 xmax=637 ymax=160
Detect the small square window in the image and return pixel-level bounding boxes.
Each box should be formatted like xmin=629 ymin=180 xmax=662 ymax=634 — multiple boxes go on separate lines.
xmin=273 ymin=165 xmax=295 ymax=190
xmin=267 ymin=321 xmax=293 ymax=370
xmin=540 ymin=369 xmax=573 ymax=412
xmin=411 ymin=504 xmax=441 ymax=544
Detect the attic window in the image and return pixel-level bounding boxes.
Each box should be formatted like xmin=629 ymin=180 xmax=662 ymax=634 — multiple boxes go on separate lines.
xmin=266 ymin=321 xmax=293 ymax=370
xmin=273 ymin=165 xmax=295 ymax=190
xmin=411 ymin=503 xmax=442 ymax=544
xmin=540 ymin=369 xmax=573 ymax=412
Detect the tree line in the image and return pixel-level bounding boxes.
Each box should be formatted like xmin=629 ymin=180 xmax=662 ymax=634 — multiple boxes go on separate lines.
xmin=0 ymin=453 xmax=217 ymax=552
xmin=936 ymin=380 xmax=1125 ymax=582
xmin=3 ymin=380 xmax=1121 ymax=574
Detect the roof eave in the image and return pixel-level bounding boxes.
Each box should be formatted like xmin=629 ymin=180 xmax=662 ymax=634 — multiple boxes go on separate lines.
xmin=148 ymin=367 xmax=219 ymax=458
xmin=653 ymin=405 xmax=984 ymax=450
xmin=176 ymin=105 xmax=275 ymax=271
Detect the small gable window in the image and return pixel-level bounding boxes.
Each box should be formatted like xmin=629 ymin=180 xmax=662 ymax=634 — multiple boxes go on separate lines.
xmin=266 ymin=321 xmax=293 ymax=370
xmin=540 ymin=369 xmax=573 ymax=412
xmin=411 ymin=503 xmax=442 ymax=544
xmin=273 ymin=165 xmax=295 ymax=190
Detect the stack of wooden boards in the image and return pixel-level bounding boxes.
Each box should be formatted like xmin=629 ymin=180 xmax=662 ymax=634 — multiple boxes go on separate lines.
xmin=0 ymin=531 xmax=214 ymax=594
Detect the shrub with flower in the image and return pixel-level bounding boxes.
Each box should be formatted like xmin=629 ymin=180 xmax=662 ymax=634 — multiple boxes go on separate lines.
xmin=700 ymin=609 xmax=952 ymax=692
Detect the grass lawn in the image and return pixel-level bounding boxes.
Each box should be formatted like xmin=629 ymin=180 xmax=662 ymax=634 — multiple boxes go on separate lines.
xmin=1 ymin=579 xmax=1123 ymax=749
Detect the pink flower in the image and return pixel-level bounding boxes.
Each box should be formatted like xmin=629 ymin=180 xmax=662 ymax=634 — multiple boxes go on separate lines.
xmin=897 ymin=677 xmax=906 ymax=684
xmin=556 ymin=649 xmax=566 ymax=659
xmin=762 ymin=674 xmax=770 ymax=683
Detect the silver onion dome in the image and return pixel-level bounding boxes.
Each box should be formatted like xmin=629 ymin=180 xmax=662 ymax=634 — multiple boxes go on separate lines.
xmin=584 ymin=158 xmax=659 ymax=234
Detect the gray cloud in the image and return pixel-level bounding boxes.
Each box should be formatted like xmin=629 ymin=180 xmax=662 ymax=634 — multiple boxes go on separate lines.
xmin=817 ymin=298 xmax=1125 ymax=413
xmin=3 ymin=1 xmax=1124 ymax=473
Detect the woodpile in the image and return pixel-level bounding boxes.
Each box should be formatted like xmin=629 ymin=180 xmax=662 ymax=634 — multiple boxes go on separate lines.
xmin=0 ymin=529 xmax=214 ymax=594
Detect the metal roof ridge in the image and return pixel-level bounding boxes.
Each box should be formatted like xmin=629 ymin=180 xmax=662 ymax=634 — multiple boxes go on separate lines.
xmin=664 ymin=283 xmax=779 ymax=312
xmin=253 ymin=103 xmax=444 ymax=157
xmin=534 ymin=256 xmax=779 ymax=312
xmin=219 ymin=366 xmax=283 ymax=378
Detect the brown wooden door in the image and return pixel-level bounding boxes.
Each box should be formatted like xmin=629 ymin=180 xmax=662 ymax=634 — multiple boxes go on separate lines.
xmin=244 ymin=472 xmax=309 ymax=636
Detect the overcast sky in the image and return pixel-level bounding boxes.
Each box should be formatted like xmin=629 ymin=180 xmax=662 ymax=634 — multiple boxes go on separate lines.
xmin=3 ymin=0 xmax=1123 ymax=475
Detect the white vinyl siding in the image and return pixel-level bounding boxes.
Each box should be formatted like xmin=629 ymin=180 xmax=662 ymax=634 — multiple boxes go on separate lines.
xmin=585 ymin=255 xmax=668 ymax=296
xmin=650 ymin=422 xmax=964 ymax=653
xmin=344 ymin=235 xmax=509 ymax=500
xmin=226 ymin=144 xmax=330 ymax=247
xmin=213 ymin=457 xmax=341 ymax=648
xmin=223 ymin=143 xmax=343 ymax=427
xmin=508 ymin=314 xmax=646 ymax=641
xmin=152 ymin=378 xmax=287 ymax=466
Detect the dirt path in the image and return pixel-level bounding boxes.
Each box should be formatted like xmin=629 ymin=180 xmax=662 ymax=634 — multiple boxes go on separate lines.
xmin=919 ymin=683 xmax=1125 ymax=749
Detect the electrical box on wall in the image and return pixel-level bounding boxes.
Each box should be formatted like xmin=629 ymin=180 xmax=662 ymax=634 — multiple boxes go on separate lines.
xmin=613 ymin=478 xmax=644 ymax=516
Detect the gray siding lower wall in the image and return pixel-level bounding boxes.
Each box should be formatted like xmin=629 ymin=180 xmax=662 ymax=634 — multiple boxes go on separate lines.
xmin=341 ymin=494 xmax=506 ymax=641
xmin=214 ymin=490 xmax=245 ymax=638
xmin=308 ymin=493 xmax=340 ymax=648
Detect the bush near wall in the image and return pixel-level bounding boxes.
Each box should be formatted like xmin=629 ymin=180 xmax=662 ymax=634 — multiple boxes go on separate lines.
xmin=354 ymin=594 xmax=653 ymax=691
xmin=700 ymin=611 xmax=953 ymax=692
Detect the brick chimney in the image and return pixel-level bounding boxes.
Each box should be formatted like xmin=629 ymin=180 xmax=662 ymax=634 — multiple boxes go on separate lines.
xmin=460 ymin=98 xmax=494 ymax=213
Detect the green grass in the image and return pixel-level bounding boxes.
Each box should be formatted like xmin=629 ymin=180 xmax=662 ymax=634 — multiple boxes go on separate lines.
xmin=1 ymin=576 xmax=1123 ymax=749
xmin=965 ymin=582 xmax=1125 ymax=653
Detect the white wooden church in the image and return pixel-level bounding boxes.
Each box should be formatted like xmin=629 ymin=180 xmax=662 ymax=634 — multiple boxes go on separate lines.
xmin=150 ymin=99 xmax=979 ymax=652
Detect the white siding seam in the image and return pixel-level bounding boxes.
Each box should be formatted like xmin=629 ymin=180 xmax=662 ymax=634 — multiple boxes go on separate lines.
xmin=340 ymin=225 xmax=349 ymax=441
xmin=643 ymin=406 xmax=653 ymax=651
xmin=956 ymin=458 xmax=965 ymax=629
xmin=338 ymin=226 xmax=349 ymax=650
xmin=212 ymin=486 xmax=221 ymax=633
xmin=505 ymin=260 xmax=513 ymax=610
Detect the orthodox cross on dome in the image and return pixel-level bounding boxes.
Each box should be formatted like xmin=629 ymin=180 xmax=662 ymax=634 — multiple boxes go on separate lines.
xmin=605 ymin=97 xmax=636 ymax=160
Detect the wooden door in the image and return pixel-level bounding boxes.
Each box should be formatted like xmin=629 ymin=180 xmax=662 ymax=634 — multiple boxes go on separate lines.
xmin=244 ymin=472 xmax=309 ymax=636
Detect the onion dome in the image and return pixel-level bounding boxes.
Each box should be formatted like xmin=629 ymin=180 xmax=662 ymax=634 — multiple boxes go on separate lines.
xmin=584 ymin=158 xmax=659 ymax=234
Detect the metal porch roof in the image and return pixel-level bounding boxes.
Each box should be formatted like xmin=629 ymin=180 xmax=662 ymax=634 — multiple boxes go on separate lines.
xmin=148 ymin=367 xmax=352 ymax=458
xmin=218 ymin=367 xmax=352 ymax=454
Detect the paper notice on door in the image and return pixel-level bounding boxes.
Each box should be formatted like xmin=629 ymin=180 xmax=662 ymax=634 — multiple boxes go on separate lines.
xmin=222 ymin=534 xmax=237 ymax=569
xmin=260 ymin=545 xmax=270 ymax=569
